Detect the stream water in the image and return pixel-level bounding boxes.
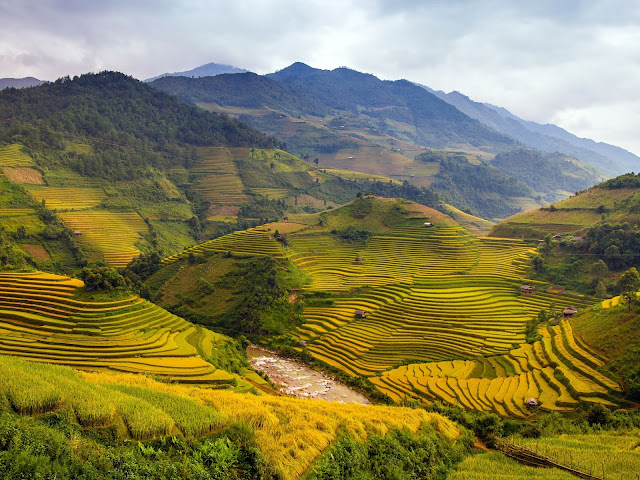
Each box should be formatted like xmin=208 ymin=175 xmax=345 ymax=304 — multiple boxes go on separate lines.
xmin=246 ymin=346 xmax=370 ymax=405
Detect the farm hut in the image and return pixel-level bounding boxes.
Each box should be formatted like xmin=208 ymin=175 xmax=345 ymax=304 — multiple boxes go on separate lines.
xmin=563 ymin=306 xmax=578 ymax=317
xmin=525 ymin=398 xmax=539 ymax=408
xmin=520 ymin=285 xmax=535 ymax=295
xmin=553 ymin=235 xmax=562 ymax=240
xmin=299 ymin=340 xmax=307 ymax=347
xmin=73 ymin=230 xmax=82 ymax=236
xmin=354 ymin=310 xmax=367 ymax=318
xmin=423 ymin=222 xmax=432 ymax=227
xmin=571 ymin=236 xmax=585 ymax=243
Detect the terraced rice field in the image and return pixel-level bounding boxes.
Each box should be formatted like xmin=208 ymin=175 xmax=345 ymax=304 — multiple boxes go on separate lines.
xmin=296 ymin=278 xmax=593 ymax=378
xmin=372 ymin=318 xmax=620 ymax=416
xmin=26 ymin=186 xmax=107 ymax=210
xmin=0 ymin=208 xmax=34 ymax=216
xmin=191 ymin=146 xmax=250 ymax=204
xmin=163 ymin=226 xmax=285 ymax=263
xmin=0 ymin=272 xmax=232 ymax=384
xmin=251 ymin=187 xmax=290 ymax=200
xmin=57 ymin=211 xmax=148 ymax=267
xmin=0 ymin=143 xmax=33 ymax=166
xmin=288 ymin=226 xmax=483 ymax=292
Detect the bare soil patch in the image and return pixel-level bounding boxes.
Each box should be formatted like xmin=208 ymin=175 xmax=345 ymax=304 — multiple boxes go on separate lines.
xmin=2 ymin=167 xmax=44 ymax=184
xmin=20 ymin=244 xmax=51 ymax=260
xmin=209 ymin=205 xmax=241 ymax=216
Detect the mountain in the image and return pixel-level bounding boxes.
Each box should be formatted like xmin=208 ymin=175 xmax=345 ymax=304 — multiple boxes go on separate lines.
xmin=151 ymin=72 xmax=330 ymax=116
xmin=266 ymin=63 xmax=517 ymax=150
xmin=0 ymin=77 xmax=44 ymax=89
xmin=145 ymin=61 xmax=248 ymax=82
xmin=150 ymin=62 xmax=606 ymax=220
xmin=427 ymin=87 xmax=639 ymax=175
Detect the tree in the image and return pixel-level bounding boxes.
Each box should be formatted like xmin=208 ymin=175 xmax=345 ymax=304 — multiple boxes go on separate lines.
xmin=314 ymin=157 xmax=319 ymax=166
xmin=595 ymin=280 xmax=607 ymax=298
xmin=618 ymin=267 xmax=640 ymax=311
xmin=592 ymin=259 xmax=609 ymax=280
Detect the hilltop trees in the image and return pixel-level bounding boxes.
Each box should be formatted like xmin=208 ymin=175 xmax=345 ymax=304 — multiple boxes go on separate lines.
xmin=618 ymin=267 xmax=640 ymax=311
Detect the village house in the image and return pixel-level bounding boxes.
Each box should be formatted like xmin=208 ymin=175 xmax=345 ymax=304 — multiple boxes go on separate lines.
xmin=520 ymin=285 xmax=535 ymax=295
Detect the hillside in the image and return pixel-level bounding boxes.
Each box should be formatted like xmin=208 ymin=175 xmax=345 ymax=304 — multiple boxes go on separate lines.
xmin=0 ymin=271 xmax=241 ymax=384
xmin=151 ymin=72 xmax=330 ymax=117
xmin=0 ymin=73 xmax=448 ymax=268
xmin=0 ymin=354 xmax=462 ymax=480
xmin=143 ymin=196 xmax=628 ymax=418
xmin=489 ymin=173 xmax=640 ymax=296
xmin=151 ymin=66 xmax=603 ymax=219
xmin=491 ymin=172 xmax=640 ymax=239
xmin=266 ymin=63 xmax=516 ymax=150
xmin=572 ymin=300 xmax=640 ymax=401
xmin=429 ymin=87 xmax=640 ymax=175
xmin=0 ymin=77 xmax=44 ymax=89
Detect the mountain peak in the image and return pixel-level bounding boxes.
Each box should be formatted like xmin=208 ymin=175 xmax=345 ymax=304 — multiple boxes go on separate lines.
xmin=145 ymin=62 xmax=248 ymax=82
xmin=0 ymin=77 xmax=44 ymax=90
xmin=267 ymin=62 xmax=324 ymax=81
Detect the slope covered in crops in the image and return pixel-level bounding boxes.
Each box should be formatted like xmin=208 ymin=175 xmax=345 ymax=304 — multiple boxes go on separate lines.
xmin=0 ymin=271 xmax=235 ymax=384
xmin=153 ymin=196 xmax=616 ymax=417
xmin=0 ymin=355 xmax=460 ymax=480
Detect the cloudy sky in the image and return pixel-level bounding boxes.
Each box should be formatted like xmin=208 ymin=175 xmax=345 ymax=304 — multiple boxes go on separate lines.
xmin=2 ymin=0 xmax=639 ymax=157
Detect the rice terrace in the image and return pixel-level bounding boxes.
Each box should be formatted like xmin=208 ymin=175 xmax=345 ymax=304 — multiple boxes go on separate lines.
xmin=2 ymin=17 xmax=640 ymax=478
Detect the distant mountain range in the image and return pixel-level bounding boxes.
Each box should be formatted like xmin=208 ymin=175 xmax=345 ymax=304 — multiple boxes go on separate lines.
xmin=154 ymin=62 xmax=517 ymax=151
xmin=150 ymin=61 xmax=639 ymax=176
xmin=145 ymin=62 xmax=248 ymax=82
xmin=423 ymin=86 xmax=637 ymax=175
xmin=150 ymin=62 xmax=607 ymax=219
xmin=0 ymin=77 xmax=44 ymax=89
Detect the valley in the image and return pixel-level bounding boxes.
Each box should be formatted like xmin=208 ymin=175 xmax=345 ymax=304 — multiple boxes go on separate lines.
xmin=0 ymin=65 xmax=639 ymax=480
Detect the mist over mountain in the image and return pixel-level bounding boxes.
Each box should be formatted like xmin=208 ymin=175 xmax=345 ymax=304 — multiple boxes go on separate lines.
xmin=425 ymin=86 xmax=639 ymax=175
xmin=145 ymin=62 xmax=248 ymax=82
xmin=0 ymin=77 xmax=44 ymax=90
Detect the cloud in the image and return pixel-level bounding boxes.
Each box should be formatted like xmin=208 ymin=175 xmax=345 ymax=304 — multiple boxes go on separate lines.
xmin=0 ymin=0 xmax=639 ymax=156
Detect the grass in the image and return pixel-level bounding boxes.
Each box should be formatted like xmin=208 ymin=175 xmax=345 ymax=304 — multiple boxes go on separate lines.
xmin=0 ymin=355 xmax=459 ymax=480
xmin=515 ymin=432 xmax=640 ymax=478
xmin=449 ymin=451 xmax=576 ymax=479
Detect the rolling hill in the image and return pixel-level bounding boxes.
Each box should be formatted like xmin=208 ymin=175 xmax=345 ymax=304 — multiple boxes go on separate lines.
xmin=491 ymin=172 xmax=640 ymax=239
xmin=0 ymin=72 xmax=447 ymax=267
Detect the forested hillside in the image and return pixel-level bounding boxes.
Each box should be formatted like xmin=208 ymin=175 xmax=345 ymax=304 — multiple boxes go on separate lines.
xmin=0 ymin=71 xmax=278 ymax=180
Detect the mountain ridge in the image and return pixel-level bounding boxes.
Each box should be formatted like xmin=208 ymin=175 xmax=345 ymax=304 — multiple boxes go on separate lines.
xmin=0 ymin=77 xmax=44 ymax=89
xmin=145 ymin=61 xmax=248 ymax=82
xmin=425 ymin=86 xmax=639 ymax=175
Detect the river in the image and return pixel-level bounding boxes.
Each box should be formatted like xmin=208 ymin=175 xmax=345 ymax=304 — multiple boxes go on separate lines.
xmin=246 ymin=346 xmax=370 ymax=405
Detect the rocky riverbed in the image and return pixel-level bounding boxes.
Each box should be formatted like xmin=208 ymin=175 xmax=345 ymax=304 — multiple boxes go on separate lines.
xmin=247 ymin=346 xmax=370 ymax=405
